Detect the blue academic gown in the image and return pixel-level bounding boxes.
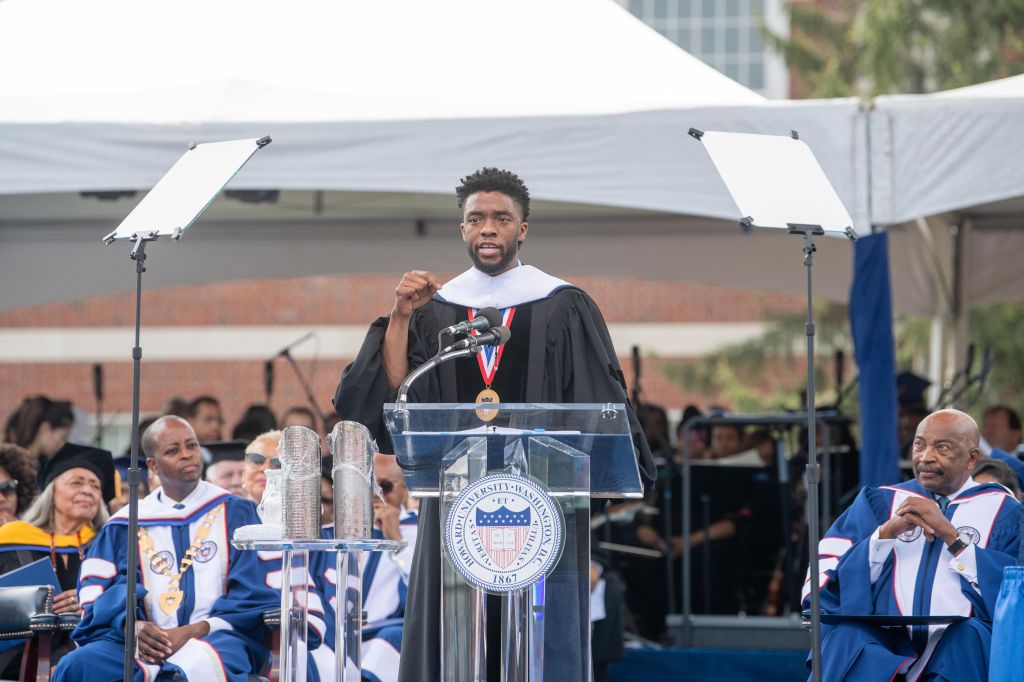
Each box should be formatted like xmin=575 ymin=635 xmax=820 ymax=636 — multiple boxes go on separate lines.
xmin=804 ymin=479 xmax=1020 ymax=681
xmin=54 ymin=482 xmax=279 ymax=682
xmin=256 ymin=525 xmax=332 ymax=682
xmin=312 ymin=519 xmax=415 ymax=682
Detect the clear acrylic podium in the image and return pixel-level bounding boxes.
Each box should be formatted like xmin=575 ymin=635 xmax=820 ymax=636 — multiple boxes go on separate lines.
xmin=383 ymin=403 xmax=643 ymax=682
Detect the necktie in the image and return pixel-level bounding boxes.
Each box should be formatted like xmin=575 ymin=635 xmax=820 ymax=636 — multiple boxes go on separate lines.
xmin=937 ymin=496 xmax=949 ymax=512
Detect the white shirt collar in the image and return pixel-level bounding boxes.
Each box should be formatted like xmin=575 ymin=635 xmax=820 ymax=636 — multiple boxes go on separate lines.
xmin=156 ymin=482 xmax=203 ymax=507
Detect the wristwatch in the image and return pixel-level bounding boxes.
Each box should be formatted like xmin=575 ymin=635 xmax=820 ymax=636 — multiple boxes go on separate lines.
xmin=947 ymin=531 xmax=972 ymax=556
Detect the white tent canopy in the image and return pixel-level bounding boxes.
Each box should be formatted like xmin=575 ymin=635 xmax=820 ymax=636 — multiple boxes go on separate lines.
xmin=868 ymin=76 xmax=1024 ymax=396
xmin=871 ymin=74 xmax=1024 ymax=227
xmin=0 ymin=0 xmax=869 ymax=311
xmin=870 ymin=76 xmax=1024 ymax=316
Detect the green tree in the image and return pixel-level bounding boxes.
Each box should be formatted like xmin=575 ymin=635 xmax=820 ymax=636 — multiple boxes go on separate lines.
xmin=665 ymin=302 xmax=854 ymax=413
xmin=968 ymin=303 xmax=1024 ymax=417
xmin=767 ymin=0 xmax=1024 ymax=98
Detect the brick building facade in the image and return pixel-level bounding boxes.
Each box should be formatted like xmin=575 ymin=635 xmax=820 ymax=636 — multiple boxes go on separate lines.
xmin=1 ymin=273 xmax=808 ymax=451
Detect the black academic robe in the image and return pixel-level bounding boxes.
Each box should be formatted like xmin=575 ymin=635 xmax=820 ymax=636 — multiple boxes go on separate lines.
xmin=334 ymin=286 xmax=655 ymax=682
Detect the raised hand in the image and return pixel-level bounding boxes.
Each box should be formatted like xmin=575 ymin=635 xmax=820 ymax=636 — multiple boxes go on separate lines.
xmin=895 ymin=496 xmax=957 ymax=545
xmin=392 ymin=270 xmax=442 ymax=319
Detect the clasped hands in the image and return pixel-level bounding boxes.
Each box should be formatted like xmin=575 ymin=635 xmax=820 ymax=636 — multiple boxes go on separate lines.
xmin=137 ymin=621 xmax=210 ymax=665
xmin=878 ymin=497 xmax=958 ymax=547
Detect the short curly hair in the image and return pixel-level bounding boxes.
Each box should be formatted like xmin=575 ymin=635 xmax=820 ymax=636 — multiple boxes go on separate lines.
xmin=455 ymin=167 xmax=531 ymax=221
xmin=0 ymin=443 xmax=39 ymax=516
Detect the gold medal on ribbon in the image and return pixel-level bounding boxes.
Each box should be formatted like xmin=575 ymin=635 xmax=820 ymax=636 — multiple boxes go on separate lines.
xmin=469 ymin=306 xmax=515 ymax=422
xmin=475 ymin=387 xmax=500 ymax=422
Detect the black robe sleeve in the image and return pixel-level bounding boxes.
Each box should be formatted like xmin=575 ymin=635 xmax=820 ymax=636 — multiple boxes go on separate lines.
xmin=332 ymin=307 xmax=442 ymax=453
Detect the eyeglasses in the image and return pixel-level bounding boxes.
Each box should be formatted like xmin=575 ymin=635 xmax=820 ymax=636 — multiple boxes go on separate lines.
xmin=0 ymin=480 xmax=18 ymax=497
xmin=377 ymin=480 xmax=395 ymax=495
xmin=245 ymin=453 xmax=280 ymax=469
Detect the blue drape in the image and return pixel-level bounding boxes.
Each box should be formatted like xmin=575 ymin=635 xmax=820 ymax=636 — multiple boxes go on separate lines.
xmin=990 ymin=566 xmax=1024 ymax=681
xmin=849 ymin=231 xmax=900 ymax=487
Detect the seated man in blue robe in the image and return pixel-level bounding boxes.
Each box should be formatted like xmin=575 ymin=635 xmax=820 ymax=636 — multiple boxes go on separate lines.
xmin=54 ymin=416 xmax=279 ymax=682
xmin=804 ymin=409 xmax=1020 ymax=681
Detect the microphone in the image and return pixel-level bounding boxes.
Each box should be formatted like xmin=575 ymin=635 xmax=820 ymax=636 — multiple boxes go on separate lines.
xmin=274 ymin=331 xmax=315 ymax=358
xmin=441 ymin=307 xmax=502 ymax=336
xmin=978 ymin=347 xmax=994 ymax=393
xmin=442 ymin=326 xmax=511 ymax=353
xmin=264 ymin=360 xmax=275 ymax=400
xmin=835 ymin=350 xmax=845 ymax=391
xmin=93 ymin=364 xmax=104 ymax=402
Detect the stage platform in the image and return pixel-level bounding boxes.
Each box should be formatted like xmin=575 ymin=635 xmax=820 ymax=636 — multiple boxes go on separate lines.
xmin=609 ymin=647 xmax=808 ymax=682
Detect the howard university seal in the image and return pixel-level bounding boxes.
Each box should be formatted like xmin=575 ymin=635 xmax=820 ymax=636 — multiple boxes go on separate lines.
xmin=443 ymin=473 xmax=564 ymax=594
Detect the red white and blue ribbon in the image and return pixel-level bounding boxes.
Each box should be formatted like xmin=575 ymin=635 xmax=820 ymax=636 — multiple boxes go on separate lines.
xmin=469 ymin=306 xmax=516 ymax=386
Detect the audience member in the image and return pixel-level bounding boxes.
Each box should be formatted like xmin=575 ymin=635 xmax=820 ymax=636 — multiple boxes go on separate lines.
xmin=805 ymin=409 xmax=1019 ymax=680
xmin=5 ymin=395 xmax=74 ymax=462
xmin=186 ymin=395 xmax=223 ymax=442
xmin=746 ymin=428 xmax=777 ymax=468
xmin=282 ymin=406 xmax=318 ymax=432
xmin=240 ymin=403 xmax=277 ymax=431
xmin=161 ymin=396 xmax=190 ymax=418
xmin=590 ymin=558 xmax=627 ymax=682
xmin=314 ymin=453 xmax=418 ymax=682
xmin=676 ymin=405 xmax=709 ymax=462
xmin=0 ymin=443 xmax=38 ymax=524
xmin=0 ymin=444 xmax=113 ymax=676
xmin=243 ymin=430 xmax=281 ymax=503
xmin=322 ymin=412 xmax=343 ymax=438
xmin=54 ymin=416 xmax=278 ymax=682
xmin=637 ymin=404 xmax=672 ymax=462
xmin=373 ymin=452 xmax=418 ymax=573
xmin=204 ymin=440 xmax=247 ymax=496
xmin=973 ymin=458 xmax=1022 ymax=500
xmin=982 ymin=404 xmax=1022 ymax=456
xmin=710 ymin=423 xmax=748 ymax=460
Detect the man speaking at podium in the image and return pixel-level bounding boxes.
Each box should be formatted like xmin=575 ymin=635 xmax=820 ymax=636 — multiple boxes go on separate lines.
xmin=335 ymin=167 xmax=654 ymax=681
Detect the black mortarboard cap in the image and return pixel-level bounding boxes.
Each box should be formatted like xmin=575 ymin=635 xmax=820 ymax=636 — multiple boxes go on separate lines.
xmin=896 ymin=371 xmax=931 ymax=408
xmin=205 ymin=440 xmax=248 ymax=467
xmin=39 ymin=442 xmax=116 ymax=502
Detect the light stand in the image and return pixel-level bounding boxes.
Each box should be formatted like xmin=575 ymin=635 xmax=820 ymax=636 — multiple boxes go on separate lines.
xmin=790 ymin=223 xmax=824 ymax=681
xmin=102 ymin=137 xmax=271 ymax=682
xmin=690 ymin=128 xmax=857 ymax=682
xmin=123 ymin=232 xmax=157 ymax=682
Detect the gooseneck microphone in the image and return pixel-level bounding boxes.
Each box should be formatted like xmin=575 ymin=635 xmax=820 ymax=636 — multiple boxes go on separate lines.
xmin=441 ymin=306 xmax=502 ymax=336
xmin=397 ymin=326 xmax=512 ymax=404
xmin=264 ymin=359 xmax=275 ymax=401
xmin=977 ymin=347 xmax=994 ymax=394
xmin=93 ymin=364 xmax=104 ymax=402
xmin=441 ymin=326 xmax=511 ymax=354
